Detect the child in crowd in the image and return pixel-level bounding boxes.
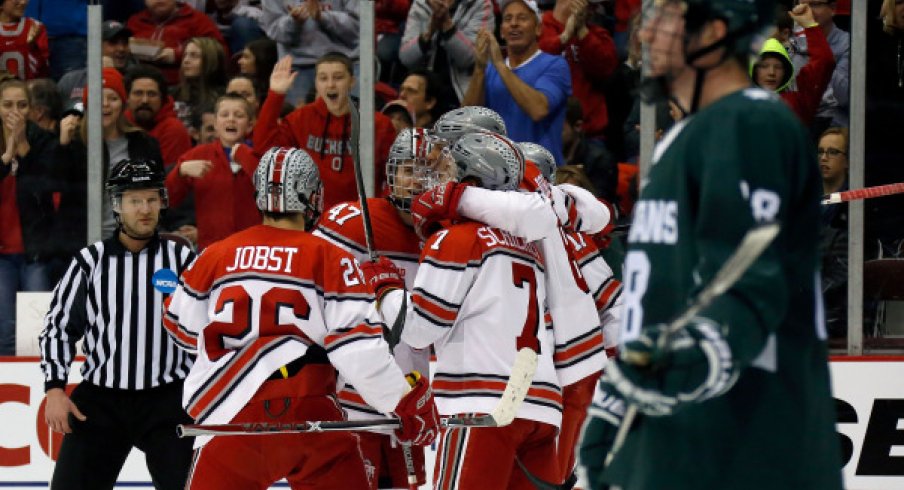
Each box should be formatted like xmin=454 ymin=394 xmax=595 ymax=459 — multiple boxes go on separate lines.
xmin=166 ymin=93 xmax=259 ymax=250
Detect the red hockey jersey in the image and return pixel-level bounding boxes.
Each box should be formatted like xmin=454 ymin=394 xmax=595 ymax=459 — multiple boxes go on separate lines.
xmin=315 ymin=198 xmax=428 ymax=419
xmin=164 ymin=225 xmax=409 ymax=440
xmin=253 ymin=94 xmax=397 ymax=211
xmin=0 ymin=17 xmax=49 ymax=80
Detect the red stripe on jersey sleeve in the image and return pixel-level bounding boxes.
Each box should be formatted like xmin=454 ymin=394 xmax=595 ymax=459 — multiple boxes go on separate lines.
xmin=411 ymin=293 xmax=458 ymax=324
xmin=595 ymin=279 xmax=622 ymax=312
xmin=553 ymin=331 xmax=604 ymax=365
xmin=323 ymin=323 xmax=384 ymax=351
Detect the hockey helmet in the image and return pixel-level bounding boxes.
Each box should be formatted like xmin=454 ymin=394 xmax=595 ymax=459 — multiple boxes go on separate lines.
xmin=683 ymin=0 xmax=775 ymax=57
xmin=451 ymin=132 xmax=524 ymax=191
xmin=433 ymin=106 xmax=507 ymax=142
xmin=517 ymin=142 xmax=556 ymax=181
xmin=386 ymin=128 xmax=456 ymax=212
xmin=254 ymin=147 xmax=323 ymax=224
xmin=106 ymin=158 xmax=168 ymax=213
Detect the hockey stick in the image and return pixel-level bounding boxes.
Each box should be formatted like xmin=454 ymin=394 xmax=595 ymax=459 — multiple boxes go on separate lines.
xmin=515 ymin=457 xmax=577 ymax=490
xmin=177 ymin=355 xmax=538 ymax=438
xmin=348 ymin=98 xmax=378 ymax=262
xmin=604 ymin=222 xmax=780 ymax=468
xmin=822 ymin=182 xmax=904 ymax=205
xmin=351 ymin=88 xmax=418 ymax=490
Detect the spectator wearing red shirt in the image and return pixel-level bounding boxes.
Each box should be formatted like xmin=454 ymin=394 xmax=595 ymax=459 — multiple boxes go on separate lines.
xmin=253 ymin=54 xmax=397 ymax=211
xmin=376 ymin=0 xmax=411 ymax=84
xmin=0 ymin=0 xmax=49 ymax=80
xmin=124 ymin=65 xmax=193 ymax=169
xmin=539 ymin=0 xmax=618 ymax=141
xmin=751 ymin=4 xmax=834 ymax=126
xmin=166 ymin=94 xmax=259 ymax=250
xmin=127 ymin=0 xmax=228 ymax=86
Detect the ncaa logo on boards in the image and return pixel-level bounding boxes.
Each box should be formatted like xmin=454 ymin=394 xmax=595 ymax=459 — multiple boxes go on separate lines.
xmin=152 ymin=268 xmax=178 ymax=294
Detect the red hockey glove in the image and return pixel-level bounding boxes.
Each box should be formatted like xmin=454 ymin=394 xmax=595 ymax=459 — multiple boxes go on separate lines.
xmin=393 ymin=371 xmax=440 ymax=446
xmin=411 ymin=182 xmax=470 ymax=241
xmin=359 ymin=256 xmax=404 ymax=304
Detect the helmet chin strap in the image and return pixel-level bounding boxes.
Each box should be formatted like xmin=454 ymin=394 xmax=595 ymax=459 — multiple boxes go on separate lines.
xmin=639 ymin=33 xmax=733 ymax=117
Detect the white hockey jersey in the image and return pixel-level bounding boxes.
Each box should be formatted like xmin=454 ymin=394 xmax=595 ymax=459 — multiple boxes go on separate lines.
xmin=164 ymin=224 xmax=409 ymax=444
xmin=314 ymin=198 xmax=429 ymax=419
xmin=385 ymin=221 xmax=563 ymax=428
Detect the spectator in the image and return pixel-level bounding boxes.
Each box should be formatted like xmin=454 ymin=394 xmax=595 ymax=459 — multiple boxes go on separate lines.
xmin=54 ymin=67 xmax=163 ymax=248
xmin=24 ymin=0 xmax=83 ymax=80
xmin=26 ymin=78 xmax=61 ymax=133
xmin=58 ymin=20 xmax=135 ymax=107
xmin=260 ymin=0 xmax=361 ymax=106
xmin=236 ymin=38 xmax=277 ymax=96
xmin=225 ymin=74 xmax=262 ymax=116
xmin=0 ymin=78 xmax=56 ymax=355
xmin=602 ymin=11 xmax=641 ymax=163
xmin=127 ymin=0 xmax=228 ymax=86
xmin=205 ymin=0 xmax=266 ymax=55
xmin=789 ymin=0 xmax=850 ymax=132
xmin=562 ymin=97 xmax=617 ymax=205
xmin=124 ymin=64 xmax=192 ymax=169
xmin=166 ymin=93 xmax=259 ymax=249
xmin=381 ymin=99 xmax=415 ymax=132
xmin=376 ymin=0 xmax=411 ymax=85
xmin=751 ymin=4 xmax=834 ymax=126
xmin=0 ymin=0 xmax=49 ymax=80
xmin=539 ymin=0 xmax=618 ymax=141
xmin=818 ymin=127 xmax=848 ymax=338
xmin=398 ymin=69 xmax=445 ymax=128
xmin=187 ymin=101 xmax=216 ymax=145
xmin=253 ymin=53 xmax=397 ymax=210
xmin=462 ymin=0 xmax=571 ymax=163
xmin=173 ymin=36 xmax=227 ymax=130
xmin=864 ymin=0 xmax=904 ymax=248
xmin=399 ymin=0 xmax=494 ymax=105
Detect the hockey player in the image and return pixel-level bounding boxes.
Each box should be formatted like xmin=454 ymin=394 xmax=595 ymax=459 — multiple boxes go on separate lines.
xmin=597 ymin=1 xmax=844 ymax=489
xmin=365 ymin=133 xmax=563 ymax=489
xmin=252 ymin=53 xmax=397 ymax=210
xmin=418 ymin=107 xmax=620 ymax=483
xmin=163 ymin=147 xmax=439 ymax=489
xmin=314 ymin=127 xmax=455 ymax=488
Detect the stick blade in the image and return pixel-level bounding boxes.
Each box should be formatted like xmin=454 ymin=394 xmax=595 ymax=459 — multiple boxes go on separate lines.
xmin=489 ymin=347 xmax=538 ymax=427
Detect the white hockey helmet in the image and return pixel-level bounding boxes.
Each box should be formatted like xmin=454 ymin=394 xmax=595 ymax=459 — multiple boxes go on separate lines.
xmin=254 ymin=147 xmax=323 ymax=224
xmin=433 ymin=106 xmax=507 ymax=142
xmin=386 ymin=128 xmax=456 ymax=212
xmin=451 ymin=132 xmax=524 ymax=191
xmin=518 ymin=142 xmax=556 ymax=182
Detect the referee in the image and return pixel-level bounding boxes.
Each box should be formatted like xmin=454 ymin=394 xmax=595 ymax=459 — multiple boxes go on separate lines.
xmin=39 ymin=159 xmax=196 ymax=489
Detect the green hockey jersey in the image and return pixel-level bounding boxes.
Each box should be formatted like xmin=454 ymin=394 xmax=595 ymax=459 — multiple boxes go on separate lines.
xmin=604 ymin=88 xmax=843 ymax=490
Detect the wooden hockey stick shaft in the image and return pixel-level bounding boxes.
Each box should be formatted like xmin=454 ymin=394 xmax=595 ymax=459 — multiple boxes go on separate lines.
xmin=604 ymin=222 xmax=781 ymax=468
xmin=822 ymin=182 xmax=904 ymax=205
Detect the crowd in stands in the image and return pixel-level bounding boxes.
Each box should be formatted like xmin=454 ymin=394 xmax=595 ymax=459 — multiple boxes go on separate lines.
xmin=0 ymin=0 xmax=901 ymax=355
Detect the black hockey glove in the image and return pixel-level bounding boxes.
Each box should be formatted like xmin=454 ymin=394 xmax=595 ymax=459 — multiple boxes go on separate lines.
xmin=601 ymin=317 xmax=739 ymax=416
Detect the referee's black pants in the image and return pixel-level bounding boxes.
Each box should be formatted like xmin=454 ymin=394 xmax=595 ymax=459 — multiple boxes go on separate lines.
xmin=50 ymin=380 xmax=195 ymax=490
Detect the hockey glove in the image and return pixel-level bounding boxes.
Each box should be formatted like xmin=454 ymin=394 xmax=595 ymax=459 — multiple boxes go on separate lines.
xmin=602 ymin=317 xmax=739 ymax=416
xmin=411 ymin=182 xmax=470 ymax=241
xmin=393 ymin=371 xmax=440 ymax=446
xmin=360 ymin=256 xmax=405 ymax=306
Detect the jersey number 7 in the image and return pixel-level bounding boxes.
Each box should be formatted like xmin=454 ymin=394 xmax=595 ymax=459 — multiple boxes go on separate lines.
xmin=512 ymin=263 xmax=541 ymax=353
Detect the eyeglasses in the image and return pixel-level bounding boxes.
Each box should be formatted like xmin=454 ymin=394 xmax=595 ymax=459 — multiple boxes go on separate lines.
xmin=817 ymin=147 xmax=846 ymax=157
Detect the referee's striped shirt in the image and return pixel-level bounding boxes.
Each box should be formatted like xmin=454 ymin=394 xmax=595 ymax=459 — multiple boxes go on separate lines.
xmin=40 ymin=234 xmax=196 ymax=392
